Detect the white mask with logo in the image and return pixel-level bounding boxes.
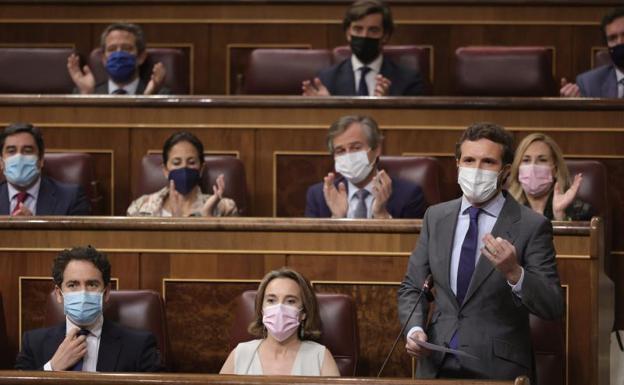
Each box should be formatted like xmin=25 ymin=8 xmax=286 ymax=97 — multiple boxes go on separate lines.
xmin=457 ymin=166 xmax=500 ymax=204
xmin=334 ymin=150 xmax=374 ymax=184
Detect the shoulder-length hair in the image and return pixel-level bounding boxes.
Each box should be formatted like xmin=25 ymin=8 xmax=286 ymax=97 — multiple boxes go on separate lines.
xmin=248 ymin=268 xmax=321 ymax=341
xmin=509 ymin=133 xmax=571 ymax=204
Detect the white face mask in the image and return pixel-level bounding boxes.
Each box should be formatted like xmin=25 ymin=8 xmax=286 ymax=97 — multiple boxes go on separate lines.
xmin=457 ymin=166 xmax=501 ymax=204
xmin=334 ymin=150 xmax=374 ymax=184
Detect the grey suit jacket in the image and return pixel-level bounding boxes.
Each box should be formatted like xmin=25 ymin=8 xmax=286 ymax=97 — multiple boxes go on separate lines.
xmin=576 ymin=65 xmax=618 ymax=98
xmin=398 ymin=193 xmax=563 ymax=381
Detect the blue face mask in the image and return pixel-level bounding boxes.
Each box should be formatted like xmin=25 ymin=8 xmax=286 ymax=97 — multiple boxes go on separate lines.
xmin=105 ymin=51 xmax=137 ymax=84
xmin=63 ymin=290 xmax=103 ymax=326
xmin=168 ymin=167 xmax=201 ymax=195
xmin=3 ymin=154 xmax=40 ymax=187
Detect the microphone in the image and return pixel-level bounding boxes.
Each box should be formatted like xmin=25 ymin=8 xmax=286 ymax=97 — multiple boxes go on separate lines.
xmin=377 ymin=274 xmax=434 ymax=377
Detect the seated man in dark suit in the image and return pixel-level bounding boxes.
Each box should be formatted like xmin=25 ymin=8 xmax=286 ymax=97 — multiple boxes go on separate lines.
xmin=67 ymin=23 xmax=169 ymax=95
xmin=560 ymin=7 xmax=624 ymax=97
xmin=15 ymin=246 xmax=164 ymax=372
xmin=301 ymin=0 xmax=424 ymax=97
xmin=0 ymin=123 xmax=90 ymax=216
xmin=305 ymin=115 xmax=425 ymax=219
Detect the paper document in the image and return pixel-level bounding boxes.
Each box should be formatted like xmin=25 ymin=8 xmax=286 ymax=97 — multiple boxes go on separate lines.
xmin=416 ymin=340 xmax=480 ymax=360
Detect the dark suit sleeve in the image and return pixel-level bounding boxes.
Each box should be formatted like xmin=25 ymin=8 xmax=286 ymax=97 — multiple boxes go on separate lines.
xmin=400 ymin=184 xmax=426 ymax=219
xmin=397 ymin=207 xmax=432 ymax=334
xmin=15 ymin=331 xmax=42 ymax=370
xmin=136 ymin=333 xmax=164 ymax=372
xmin=68 ymin=185 xmax=91 ymax=215
xmin=575 ymin=73 xmax=589 ymax=97
xmin=317 ymin=67 xmax=336 ymax=95
xmin=518 ymin=217 xmax=564 ymax=320
xmin=304 ymin=184 xmax=321 ymax=217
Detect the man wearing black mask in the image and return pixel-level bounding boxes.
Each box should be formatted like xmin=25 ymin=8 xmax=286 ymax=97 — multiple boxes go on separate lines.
xmin=302 ymin=0 xmax=424 ymax=96
xmin=560 ymin=6 xmax=624 ymax=97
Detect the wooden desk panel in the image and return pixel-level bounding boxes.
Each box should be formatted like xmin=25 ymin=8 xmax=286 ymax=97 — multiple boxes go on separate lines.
xmin=0 ymin=217 xmax=612 ymax=384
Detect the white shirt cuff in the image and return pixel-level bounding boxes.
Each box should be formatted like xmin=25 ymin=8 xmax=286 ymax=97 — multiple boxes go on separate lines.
xmin=44 ymin=361 xmax=53 ymax=371
xmin=407 ymin=326 xmax=424 ymax=340
xmin=508 ymin=267 xmax=525 ymax=297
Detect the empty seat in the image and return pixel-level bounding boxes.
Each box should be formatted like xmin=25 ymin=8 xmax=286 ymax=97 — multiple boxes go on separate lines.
xmin=136 ymin=153 xmax=248 ymax=215
xmin=43 ymin=152 xmax=102 ymax=215
xmin=241 ymin=49 xmax=332 ymax=95
xmin=530 ymin=315 xmax=565 ymax=385
xmin=593 ymin=48 xmax=612 ymax=69
xmin=89 ymin=48 xmax=190 ymax=94
xmin=455 ymin=46 xmax=557 ymax=96
xmin=45 ymin=290 xmax=170 ymax=369
xmin=229 ymin=290 xmax=359 ymax=376
xmin=0 ymin=48 xmax=75 ymax=93
xmin=333 ymin=45 xmax=433 ymax=94
xmin=379 ymin=156 xmax=442 ymax=207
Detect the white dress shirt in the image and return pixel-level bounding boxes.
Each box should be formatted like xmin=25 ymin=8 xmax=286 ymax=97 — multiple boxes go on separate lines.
xmin=108 ymin=77 xmax=140 ymax=95
xmin=351 ymin=54 xmax=383 ymax=96
xmin=616 ymin=67 xmax=624 ymax=98
xmin=44 ymin=315 xmax=103 ymax=371
xmin=346 ymin=179 xmax=374 ymax=218
xmin=8 ymin=177 xmax=41 ymax=215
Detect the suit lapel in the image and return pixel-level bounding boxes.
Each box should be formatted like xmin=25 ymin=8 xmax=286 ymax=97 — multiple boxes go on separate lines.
xmin=601 ymin=67 xmax=618 ymax=98
xmin=435 ymin=198 xmax=461 ymax=300
xmin=462 ymin=194 xmax=520 ymax=306
xmin=0 ymin=183 xmax=9 ymax=215
xmin=96 ymin=319 xmax=122 ymax=372
xmin=336 ymin=60 xmax=356 ymax=95
xmin=43 ymin=324 xmax=66 ymax=363
xmin=36 ymin=177 xmax=57 ymax=215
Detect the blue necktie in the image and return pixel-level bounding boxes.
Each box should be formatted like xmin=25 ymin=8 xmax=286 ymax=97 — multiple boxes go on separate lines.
xmin=357 ymin=67 xmax=371 ymax=96
xmin=456 ymin=206 xmax=481 ymax=305
xmin=70 ymin=329 xmax=91 ymax=371
xmin=449 ymin=206 xmax=480 ymax=351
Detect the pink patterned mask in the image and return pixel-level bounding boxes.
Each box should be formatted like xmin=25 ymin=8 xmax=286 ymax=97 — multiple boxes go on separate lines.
xmin=518 ymin=164 xmax=553 ymax=197
xmin=262 ymin=304 xmax=301 ymax=342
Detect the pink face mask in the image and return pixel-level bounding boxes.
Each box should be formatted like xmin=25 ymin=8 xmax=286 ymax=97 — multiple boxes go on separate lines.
xmin=262 ymin=304 xmax=301 ymax=342
xmin=518 ymin=164 xmax=554 ymax=197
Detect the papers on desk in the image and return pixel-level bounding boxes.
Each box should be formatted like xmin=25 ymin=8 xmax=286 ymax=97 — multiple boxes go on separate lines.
xmin=416 ymin=340 xmax=480 ymax=360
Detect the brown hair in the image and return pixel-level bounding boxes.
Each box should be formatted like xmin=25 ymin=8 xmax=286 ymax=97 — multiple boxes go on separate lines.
xmin=508 ymin=133 xmax=571 ymax=204
xmin=455 ymin=122 xmax=514 ymax=166
xmin=248 ymin=268 xmax=321 ymax=341
xmin=342 ymin=0 xmax=394 ymax=38
xmin=100 ymin=22 xmax=146 ymax=54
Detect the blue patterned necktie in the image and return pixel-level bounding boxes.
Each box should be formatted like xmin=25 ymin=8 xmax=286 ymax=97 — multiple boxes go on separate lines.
xmin=456 ymin=206 xmax=481 ymax=305
xmin=357 ymin=67 xmax=371 ymax=96
xmin=70 ymin=329 xmax=91 ymax=371
xmin=449 ymin=206 xmax=481 ymax=351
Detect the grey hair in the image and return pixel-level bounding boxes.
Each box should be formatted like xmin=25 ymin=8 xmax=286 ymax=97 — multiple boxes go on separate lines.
xmin=100 ymin=23 xmax=146 ymax=54
xmin=326 ymin=115 xmax=384 ymax=153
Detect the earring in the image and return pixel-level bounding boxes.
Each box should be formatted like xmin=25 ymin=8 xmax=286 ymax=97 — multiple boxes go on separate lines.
xmin=299 ymin=322 xmax=305 ymax=339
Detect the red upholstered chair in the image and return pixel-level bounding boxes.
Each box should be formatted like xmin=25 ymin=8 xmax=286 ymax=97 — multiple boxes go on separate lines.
xmin=378 ymin=156 xmax=442 ymax=207
xmin=45 ymin=290 xmax=170 ymax=369
xmin=229 ymin=291 xmax=359 ymax=376
xmin=241 ymin=49 xmax=332 ymax=95
xmin=332 ymin=45 xmax=433 ymax=94
xmin=530 ymin=315 xmax=565 ymax=385
xmin=88 ymin=48 xmax=190 ymax=94
xmin=136 ymin=153 xmax=248 ymax=215
xmin=565 ymin=160 xmax=608 ymax=220
xmin=43 ymin=153 xmax=102 ymax=215
xmin=0 ymin=293 xmax=11 ymax=369
xmin=0 ymin=48 xmax=75 ymax=93
xmin=593 ymin=48 xmax=612 ymax=69
xmin=455 ymin=46 xmax=557 ymax=96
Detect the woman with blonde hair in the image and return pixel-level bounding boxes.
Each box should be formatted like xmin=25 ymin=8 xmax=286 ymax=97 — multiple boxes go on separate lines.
xmin=509 ymin=133 xmax=592 ymax=221
xmin=220 ymin=268 xmax=340 ymax=376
